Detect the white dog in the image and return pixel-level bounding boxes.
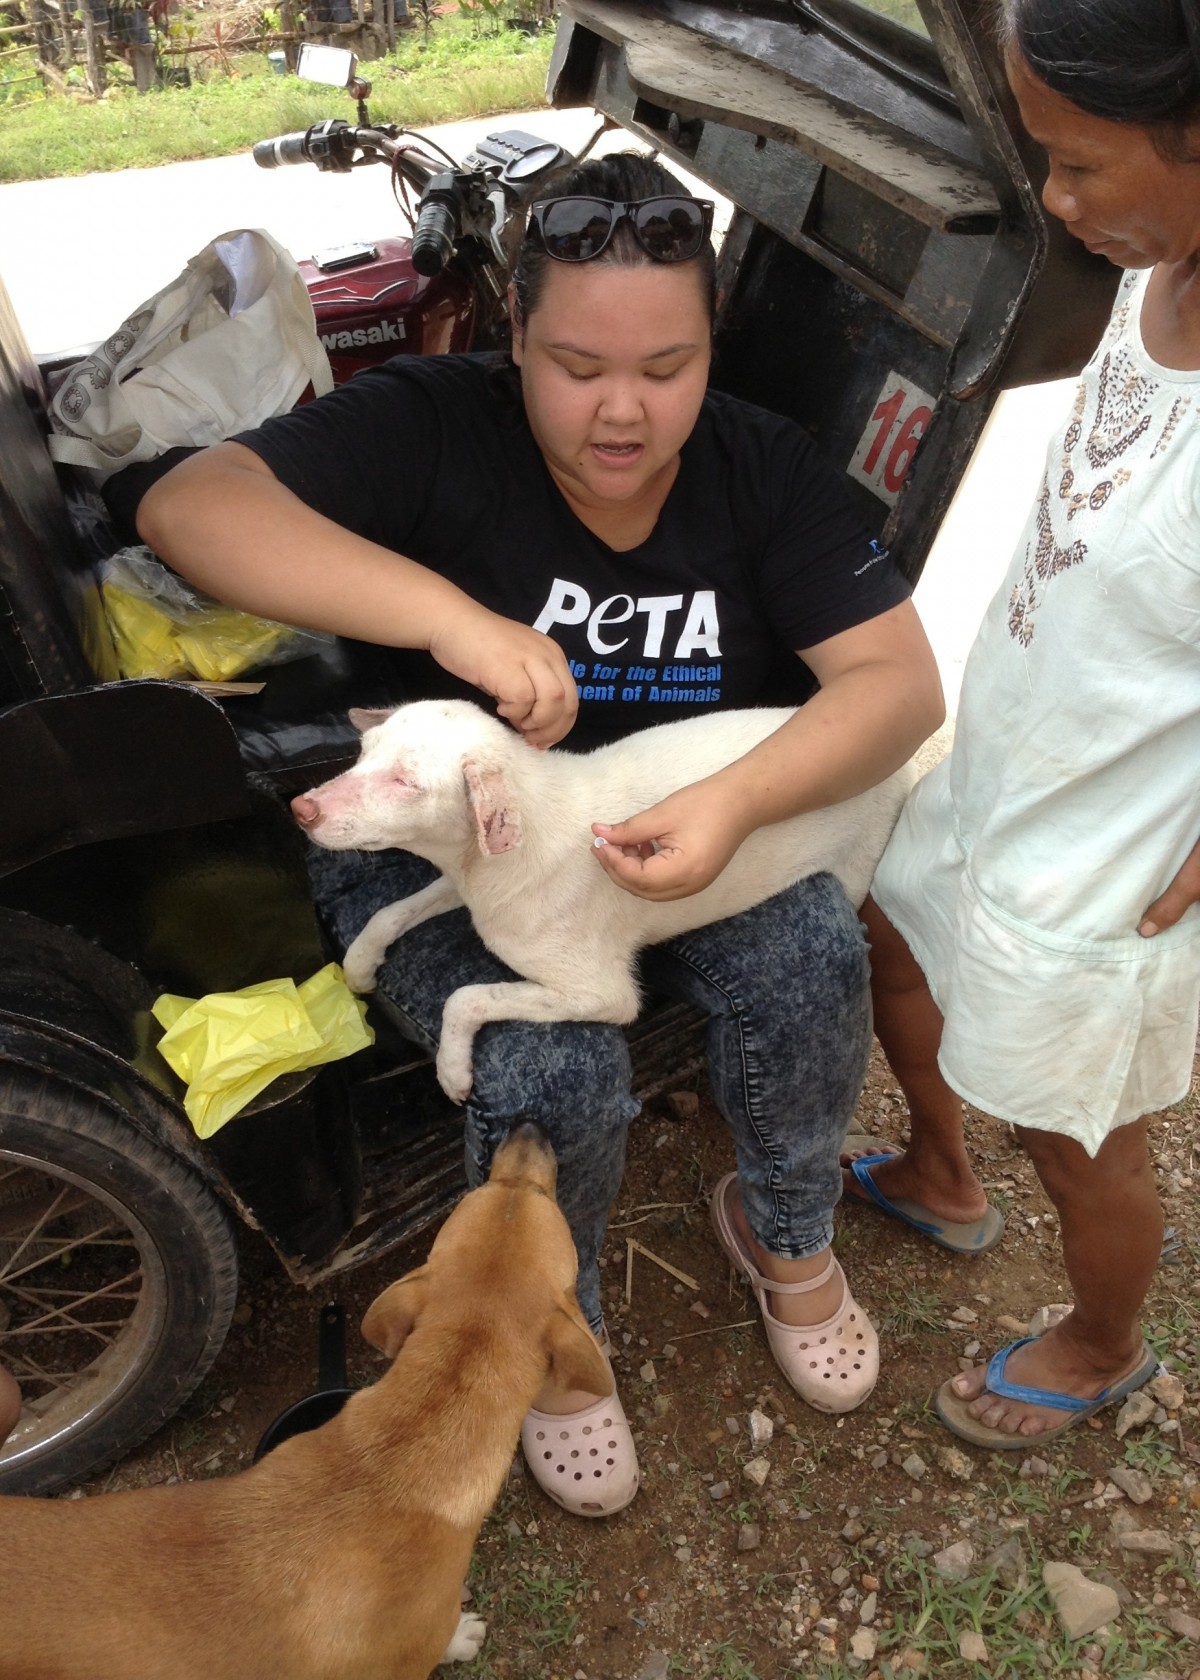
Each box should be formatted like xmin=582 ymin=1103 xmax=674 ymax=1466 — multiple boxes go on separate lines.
xmin=291 ymin=701 xmax=912 ymax=1101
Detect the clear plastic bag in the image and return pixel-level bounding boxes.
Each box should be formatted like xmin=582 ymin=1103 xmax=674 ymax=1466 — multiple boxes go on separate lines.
xmin=101 ymin=545 xmax=331 ymax=683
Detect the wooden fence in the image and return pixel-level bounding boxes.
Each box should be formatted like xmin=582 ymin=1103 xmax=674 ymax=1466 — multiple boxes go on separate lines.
xmin=0 ymin=0 xmax=412 ymax=99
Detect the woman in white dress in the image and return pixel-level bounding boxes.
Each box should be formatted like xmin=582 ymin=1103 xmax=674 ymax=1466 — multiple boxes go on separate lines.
xmin=846 ymin=0 xmax=1200 ymax=1448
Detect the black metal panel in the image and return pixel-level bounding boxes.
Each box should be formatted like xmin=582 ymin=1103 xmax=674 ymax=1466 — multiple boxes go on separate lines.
xmin=0 ymin=271 xmax=117 ymax=706
xmin=0 ymin=792 xmax=326 ymax=999
xmin=715 ymin=227 xmax=950 ymax=535
xmin=204 ymin=1063 xmax=365 ymax=1266
xmin=0 ymin=682 xmax=253 ymax=879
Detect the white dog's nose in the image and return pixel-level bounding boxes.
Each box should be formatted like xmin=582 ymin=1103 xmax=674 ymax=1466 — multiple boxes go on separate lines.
xmin=291 ymin=795 xmax=321 ymax=828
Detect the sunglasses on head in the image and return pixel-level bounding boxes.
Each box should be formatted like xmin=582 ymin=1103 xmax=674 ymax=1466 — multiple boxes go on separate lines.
xmin=525 ymin=195 xmax=715 ymax=264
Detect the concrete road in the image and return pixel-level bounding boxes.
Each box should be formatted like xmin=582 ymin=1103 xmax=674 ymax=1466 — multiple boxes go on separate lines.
xmin=0 ymin=106 xmax=1072 ymax=710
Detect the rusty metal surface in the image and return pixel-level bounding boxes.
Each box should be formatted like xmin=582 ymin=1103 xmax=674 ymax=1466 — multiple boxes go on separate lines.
xmin=561 ymin=0 xmax=999 ymax=232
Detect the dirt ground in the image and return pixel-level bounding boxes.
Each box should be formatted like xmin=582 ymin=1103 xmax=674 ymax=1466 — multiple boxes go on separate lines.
xmin=83 ymin=1044 xmax=1200 ymax=1680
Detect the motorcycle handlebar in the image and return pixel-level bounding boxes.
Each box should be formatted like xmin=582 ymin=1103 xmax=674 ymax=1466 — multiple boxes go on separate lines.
xmin=251 ymin=128 xmax=487 ymax=276
xmin=410 ymin=195 xmax=458 ymax=277
xmin=253 ymin=122 xmax=446 ymax=193
xmin=252 ymin=131 xmax=312 ymax=169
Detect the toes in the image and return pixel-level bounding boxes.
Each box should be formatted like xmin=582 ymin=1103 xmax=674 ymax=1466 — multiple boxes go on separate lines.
xmin=950 ymin=1365 xmax=988 ymax=1401
xmin=973 ymin=1396 xmax=1011 ymax=1430
xmin=838 ymin=1145 xmax=899 ymax=1170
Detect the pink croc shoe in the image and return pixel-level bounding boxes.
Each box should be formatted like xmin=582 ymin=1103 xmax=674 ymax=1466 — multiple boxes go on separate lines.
xmin=711 ymin=1173 xmax=878 ymax=1413
xmin=520 ymin=1353 xmax=640 ymax=1518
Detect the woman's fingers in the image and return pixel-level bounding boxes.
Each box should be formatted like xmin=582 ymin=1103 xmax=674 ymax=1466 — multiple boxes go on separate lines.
xmin=1139 ymin=834 xmax=1200 ymax=935
xmin=502 ymin=651 xmax=579 ymax=747
xmin=430 ymin=610 xmax=579 ymax=746
xmin=592 ymin=835 xmax=694 ymax=900
xmin=591 ymin=797 xmax=743 ymax=901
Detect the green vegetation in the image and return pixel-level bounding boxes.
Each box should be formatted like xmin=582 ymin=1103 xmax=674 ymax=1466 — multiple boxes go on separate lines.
xmin=0 ymin=18 xmax=553 ymax=183
xmin=880 ymin=1549 xmax=1190 ymax=1678
xmin=878 ymin=1282 xmax=949 ymax=1340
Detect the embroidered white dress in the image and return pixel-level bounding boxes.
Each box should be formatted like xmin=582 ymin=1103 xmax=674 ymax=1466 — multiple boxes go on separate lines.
xmin=873 ymin=267 xmax=1200 ymax=1155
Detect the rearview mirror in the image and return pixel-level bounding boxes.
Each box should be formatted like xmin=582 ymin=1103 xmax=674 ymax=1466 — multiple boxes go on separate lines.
xmin=295 ymin=43 xmax=357 ymax=88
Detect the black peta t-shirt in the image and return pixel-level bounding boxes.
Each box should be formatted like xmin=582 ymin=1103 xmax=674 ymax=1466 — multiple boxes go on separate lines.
xmin=232 ymin=353 xmax=909 ymax=752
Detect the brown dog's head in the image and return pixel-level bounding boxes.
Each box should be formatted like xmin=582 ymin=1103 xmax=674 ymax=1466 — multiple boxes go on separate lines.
xmin=360 ymin=1126 xmax=609 ymax=1401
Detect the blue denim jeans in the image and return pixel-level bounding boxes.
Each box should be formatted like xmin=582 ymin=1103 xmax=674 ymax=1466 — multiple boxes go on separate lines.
xmin=309 ymin=845 xmax=872 ymax=1332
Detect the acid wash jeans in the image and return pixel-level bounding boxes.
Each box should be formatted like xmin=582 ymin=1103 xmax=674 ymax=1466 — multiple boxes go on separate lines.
xmin=309 ymin=845 xmax=872 ymax=1333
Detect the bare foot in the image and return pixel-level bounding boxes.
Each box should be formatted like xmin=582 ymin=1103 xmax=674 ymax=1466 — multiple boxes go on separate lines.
xmin=840 ymin=1145 xmax=989 ymax=1228
xmin=531 ymin=1331 xmax=614 ymax=1418
xmin=0 ymin=1365 xmax=20 ymax=1445
xmin=947 ymin=1319 xmax=1147 ymax=1438
xmin=726 ymin=1185 xmax=844 ymax=1326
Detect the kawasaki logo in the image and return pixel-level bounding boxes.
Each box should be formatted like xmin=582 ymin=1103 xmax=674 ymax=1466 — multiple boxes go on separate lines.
xmin=320 ymin=318 xmax=406 ymax=350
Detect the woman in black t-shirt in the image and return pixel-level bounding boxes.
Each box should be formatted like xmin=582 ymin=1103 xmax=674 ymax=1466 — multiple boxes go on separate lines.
xmin=138 ymin=152 xmax=944 ymax=1519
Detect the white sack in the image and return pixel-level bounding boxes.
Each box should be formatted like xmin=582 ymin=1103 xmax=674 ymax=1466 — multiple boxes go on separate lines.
xmin=48 ymin=228 xmax=333 ymax=483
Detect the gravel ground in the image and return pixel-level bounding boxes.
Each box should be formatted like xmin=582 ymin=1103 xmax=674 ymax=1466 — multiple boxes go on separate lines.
xmin=83 ymin=1042 xmax=1200 ymax=1680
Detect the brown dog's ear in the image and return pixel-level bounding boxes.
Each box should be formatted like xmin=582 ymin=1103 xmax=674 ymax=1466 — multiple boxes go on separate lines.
xmin=348 ymin=707 xmax=394 ymax=735
xmin=463 ymin=760 xmax=522 ymax=856
xmin=544 ymin=1301 xmax=612 ymax=1397
xmin=360 ymin=1269 xmax=430 ymax=1359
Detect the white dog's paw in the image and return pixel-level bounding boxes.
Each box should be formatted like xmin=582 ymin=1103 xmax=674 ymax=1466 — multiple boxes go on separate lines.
xmin=341 ymin=935 xmax=381 ymax=995
xmin=439 ymin=1611 xmax=487 ymax=1664
xmin=435 ymin=1037 xmax=474 ymax=1105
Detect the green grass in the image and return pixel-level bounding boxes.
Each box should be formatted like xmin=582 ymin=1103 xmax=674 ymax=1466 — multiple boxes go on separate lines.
xmin=879 ymin=1283 xmax=949 ymax=1340
xmin=879 ymin=1549 xmax=1189 ymax=1677
xmin=0 ymin=17 xmax=553 ymax=183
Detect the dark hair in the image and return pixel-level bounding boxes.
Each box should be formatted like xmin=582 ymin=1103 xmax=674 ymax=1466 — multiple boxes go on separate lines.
xmin=999 ymin=0 xmax=1200 ymax=146
xmin=511 ymin=151 xmax=718 ymax=326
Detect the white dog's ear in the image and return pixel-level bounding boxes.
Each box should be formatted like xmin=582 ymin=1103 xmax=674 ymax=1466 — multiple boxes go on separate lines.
xmin=463 ymin=760 xmax=522 ymax=856
xmin=348 ymin=707 xmax=394 ymax=734
xmin=360 ymin=1269 xmax=430 ymax=1358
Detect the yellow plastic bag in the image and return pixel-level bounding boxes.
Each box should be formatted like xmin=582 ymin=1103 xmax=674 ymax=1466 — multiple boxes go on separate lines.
xmin=103 ymin=581 xmax=296 ymax=682
xmin=101 ymin=545 xmax=331 ymax=683
xmin=152 ymin=964 xmax=374 ymax=1139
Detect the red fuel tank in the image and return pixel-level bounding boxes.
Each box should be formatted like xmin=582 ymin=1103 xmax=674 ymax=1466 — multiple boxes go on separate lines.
xmin=300 ymin=236 xmax=479 ymax=382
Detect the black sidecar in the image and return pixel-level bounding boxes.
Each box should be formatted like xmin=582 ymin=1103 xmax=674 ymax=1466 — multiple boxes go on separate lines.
xmin=0 ymin=0 xmax=1117 ymax=1494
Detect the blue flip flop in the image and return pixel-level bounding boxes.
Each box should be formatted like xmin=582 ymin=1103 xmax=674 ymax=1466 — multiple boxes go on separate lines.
xmin=845 ymin=1152 xmax=1005 ymax=1254
xmin=935 ymin=1336 xmax=1161 ymax=1450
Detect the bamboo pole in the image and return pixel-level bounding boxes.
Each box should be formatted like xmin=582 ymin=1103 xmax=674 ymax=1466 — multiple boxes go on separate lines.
xmin=29 ymin=0 xmax=57 ymax=64
xmin=57 ymin=0 xmax=76 ymax=70
xmin=145 ymin=30 xmax=304 ymax=56
xmin=80 ymin=0 xmax=105 ymax=94
xmin=278 ymin=0 xmax=298 ymax=68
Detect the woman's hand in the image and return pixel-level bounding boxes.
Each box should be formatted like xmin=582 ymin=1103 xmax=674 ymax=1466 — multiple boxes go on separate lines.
xmin=1139 ymin=833 xmax=1200 ymax=936
xmin=591 ymin=784 xmax=754 ymax=901
xmin=428 ymin=605 xmax=579 ymax=748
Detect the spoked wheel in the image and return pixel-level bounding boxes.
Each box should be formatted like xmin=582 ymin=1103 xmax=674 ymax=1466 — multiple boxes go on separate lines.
xmin=0 ymin=1069 xmax=238 ymax=1495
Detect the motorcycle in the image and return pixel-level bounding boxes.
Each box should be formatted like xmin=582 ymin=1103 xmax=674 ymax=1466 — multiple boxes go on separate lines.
xmin=253 ymin=42 xmax=580 ymax=381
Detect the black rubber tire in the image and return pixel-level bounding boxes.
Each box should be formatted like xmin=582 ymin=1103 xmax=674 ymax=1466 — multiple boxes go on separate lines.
xmin=0 ymin=1068 xmax=239 ymax=1495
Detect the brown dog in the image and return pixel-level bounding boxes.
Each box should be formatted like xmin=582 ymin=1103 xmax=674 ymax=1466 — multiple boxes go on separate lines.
xmin=0 ymin=1126 xmax=609 ymax=1680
